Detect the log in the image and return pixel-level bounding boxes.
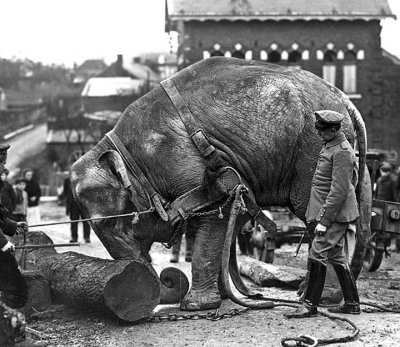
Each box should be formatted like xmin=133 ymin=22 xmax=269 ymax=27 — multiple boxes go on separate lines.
xmin=21 ymin=270 xmax=51 ymax=316
xmin=238 ymin=255 xmax=306 ymax=289
xmin=16 ymin=231 xmax=161 ymax=322
xmin=0 ymin=302 xmax=25 ymax=347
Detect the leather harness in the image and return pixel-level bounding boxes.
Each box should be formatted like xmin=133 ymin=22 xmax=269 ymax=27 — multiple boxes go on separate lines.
xmin=105 ymin=77 xmax=276 ymax=235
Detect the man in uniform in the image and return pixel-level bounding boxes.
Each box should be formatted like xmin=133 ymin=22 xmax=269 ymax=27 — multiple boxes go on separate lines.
xmin=0 ymin=144 xmax=29 ymax=310
xmin=285 ymin=110 xmax=360 ymax=318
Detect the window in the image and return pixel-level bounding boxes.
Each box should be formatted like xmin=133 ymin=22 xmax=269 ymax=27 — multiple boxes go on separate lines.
xmin=323 ymin=65 xmax=336 ymax=85
xmin=322 ymin=49 xmax=337 ymax=85
xmin=343 ymin=65 xmax=357 ymax=94
xmin=232 ymin=50 xmax=245 ymax=59
xmin=288 ymin=51 xmax=301 ymax=63
xmin=268 ymin=50 xmax=281 ymax=63
xmin=343 ymin=50 xmax=357 ymax=94
xmin=203 ymin=51 xmax=211 ymax=59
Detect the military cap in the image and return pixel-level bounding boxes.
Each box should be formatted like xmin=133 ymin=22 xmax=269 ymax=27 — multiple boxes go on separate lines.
xmin=314 ymin=110 xmax=345 ymax=130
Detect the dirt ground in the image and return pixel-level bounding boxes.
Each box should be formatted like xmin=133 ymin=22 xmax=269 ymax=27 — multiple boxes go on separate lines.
xmin=21 ymin=200 xmax=400 ymax=347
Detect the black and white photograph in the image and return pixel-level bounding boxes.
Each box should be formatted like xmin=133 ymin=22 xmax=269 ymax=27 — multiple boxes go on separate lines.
xmin=1 ymin=0 xmax=400 ymax=346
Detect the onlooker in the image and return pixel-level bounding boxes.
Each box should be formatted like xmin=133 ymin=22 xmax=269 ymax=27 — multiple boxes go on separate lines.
xmin=237 ymin=220 xmax=254 ymax=256
xmin=170 ymin=221 xmax=195 ymax=263
xmin=375 ymin=162 xmax=397 ymax=201
xmin=11 ymin=178 xmax=28 ymax=223
xmin=23 ymin=168 xmax=41 ymax=226
xmin=0 ymin=168 xmax=16 ymax=216
xmin=375 ymin=162 xmax=400 ymax=251
xmin=62 ymin=176 xmax=91 ymax=243
xmin=0 ymin=144 xmax=29 ymax=310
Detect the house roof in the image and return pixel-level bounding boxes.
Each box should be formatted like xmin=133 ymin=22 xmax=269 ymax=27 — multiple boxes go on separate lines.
xmin=100 ymin=58 xmax=161 ymax=82
xmin=382 ymin=48 xmax=400 ymax=65
xmin=75 ymin=59 xmax=108 ymax=74
xmin=81 ymin=77 xmax=145 ymax=97
xmin=166 ymin=0 xmax=396 ymax=22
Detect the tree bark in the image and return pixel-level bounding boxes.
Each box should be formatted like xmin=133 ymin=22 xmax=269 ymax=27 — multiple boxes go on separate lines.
xmin=16 ymin=231 xmax=161 ymax=322
xmin=238 ymin=255 xmax=306 ymax=289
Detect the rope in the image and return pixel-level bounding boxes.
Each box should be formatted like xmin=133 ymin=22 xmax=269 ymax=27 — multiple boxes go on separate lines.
xmin=27 ymin=207 xmax=155 ymax=229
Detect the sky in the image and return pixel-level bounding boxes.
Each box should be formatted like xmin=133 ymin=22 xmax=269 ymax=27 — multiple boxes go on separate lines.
xmin=0 ymin=0 xmax=399 ymax=67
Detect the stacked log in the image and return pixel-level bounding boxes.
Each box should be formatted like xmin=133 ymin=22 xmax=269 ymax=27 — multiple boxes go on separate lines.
xmin=238 ymin=255 xmax=306 ymax=289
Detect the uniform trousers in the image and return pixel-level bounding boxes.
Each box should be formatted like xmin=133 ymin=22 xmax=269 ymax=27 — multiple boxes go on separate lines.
xmin=309 ymin=222 xmax=349 ymax=267
xmin=0 ymin=252 xmax=28 ymax=308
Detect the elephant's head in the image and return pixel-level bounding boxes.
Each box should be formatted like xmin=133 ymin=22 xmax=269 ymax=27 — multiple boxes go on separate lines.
xmin=70 ymin=141 xmax=174 ymax=263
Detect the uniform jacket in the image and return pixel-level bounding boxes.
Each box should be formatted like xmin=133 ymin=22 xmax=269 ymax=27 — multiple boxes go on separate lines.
xmin=306 ymin=132 xmax=359 ymax=227
xmin=0 ymin=181 xmax=16 ymax=214
xmin=0 ymin=202 xmax=18 ymax=249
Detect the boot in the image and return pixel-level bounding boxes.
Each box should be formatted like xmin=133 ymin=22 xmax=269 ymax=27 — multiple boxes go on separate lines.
xmin=185 ymin=235 xmax=195 ymax=262
xmin=285 ymin=259 xmax=327 ymax=318
xmin=170 ymin=236 xmax=182 ymax=263
xmin=328 ymin=263 xmax=360 ymax=314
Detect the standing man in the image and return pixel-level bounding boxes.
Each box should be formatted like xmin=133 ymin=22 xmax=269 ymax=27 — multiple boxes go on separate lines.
xmin=62 ymin=176 xmax=91 ymax=243
xmin=285 ymin=110 xmax=360 ymax=318
xmin=0 ymin=144 xmax=29 ymax=310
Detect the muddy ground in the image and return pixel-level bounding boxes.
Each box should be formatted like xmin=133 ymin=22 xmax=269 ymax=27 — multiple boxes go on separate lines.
xmin=22 ymin=201 xmax=400 ymax=347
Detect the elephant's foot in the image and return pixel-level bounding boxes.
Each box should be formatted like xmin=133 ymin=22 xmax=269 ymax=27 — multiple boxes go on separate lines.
xmin=180 ymin=289 xmax=221 ymax=311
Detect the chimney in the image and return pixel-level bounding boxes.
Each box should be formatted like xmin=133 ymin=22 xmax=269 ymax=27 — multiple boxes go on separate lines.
xmin=116 ymin=54 xmax=123 ymax=75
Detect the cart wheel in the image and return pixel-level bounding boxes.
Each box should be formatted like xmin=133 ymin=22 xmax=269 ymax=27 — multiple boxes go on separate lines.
xmin=260 ymin=247 xmax=274 ymax=264
xmin=363 ymin=247 xmax=384 ymax=272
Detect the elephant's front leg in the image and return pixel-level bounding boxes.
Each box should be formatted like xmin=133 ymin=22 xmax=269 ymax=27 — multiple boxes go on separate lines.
xmin=180 ymin=215 xmax=226 ymax=311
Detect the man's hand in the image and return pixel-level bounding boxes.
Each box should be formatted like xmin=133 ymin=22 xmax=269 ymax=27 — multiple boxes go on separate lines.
xmin=16 ymin=221 xmax=28 ymax=235
xmin=1 ymin=241 xmax=15 ymax=253
xmin=315 ymin=223 xmax=327 ymax=236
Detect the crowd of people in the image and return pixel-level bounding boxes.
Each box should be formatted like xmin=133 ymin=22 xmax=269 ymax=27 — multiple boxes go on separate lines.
xmin=0 ymin=167 xmax=42 ymax=225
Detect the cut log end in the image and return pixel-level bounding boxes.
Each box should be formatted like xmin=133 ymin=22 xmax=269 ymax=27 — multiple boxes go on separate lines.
xmin=104 ymin=261 xmax=160 ymax=322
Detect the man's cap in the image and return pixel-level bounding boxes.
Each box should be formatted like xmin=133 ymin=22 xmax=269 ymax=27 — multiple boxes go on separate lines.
xmin=314 ymin=110 xmax=345 ymax=129
xmin=380 ymin=161 xmax=391 ymax=170
xmin=0 ymin=144 xmax=10 ymax=153
xmin=15 ymin=178 xmax=26 ymax=184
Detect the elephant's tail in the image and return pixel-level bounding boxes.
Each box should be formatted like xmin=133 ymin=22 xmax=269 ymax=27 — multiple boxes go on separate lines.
xmin=341 ymin=93 xmax=367 ymax=201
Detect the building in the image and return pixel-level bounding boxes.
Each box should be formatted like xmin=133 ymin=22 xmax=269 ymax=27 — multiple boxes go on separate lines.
xmin=72 ymin=59 xmax=108 ymax=85
xmin=166 ymin=0 xmax=400 ymax=160
xmin=46 ymin=55 xmax=162 ymax=167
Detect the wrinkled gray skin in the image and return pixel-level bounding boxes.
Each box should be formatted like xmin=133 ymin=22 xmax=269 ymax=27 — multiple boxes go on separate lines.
xmin=71 ymin=57 xmax=370 ymax=311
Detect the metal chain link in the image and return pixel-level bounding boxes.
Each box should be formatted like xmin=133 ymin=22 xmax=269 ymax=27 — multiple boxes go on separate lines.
xmin=186 ymin=189 xmax=236 ymax=219
xmin=147 ymin=307 xmax=251 ymax=323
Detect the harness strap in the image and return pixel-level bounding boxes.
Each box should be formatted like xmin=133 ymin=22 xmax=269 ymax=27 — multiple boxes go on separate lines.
xmin=160 ymin=78 xmax=216 ymax=159
xmin=105 ymin=131 xmax=168 ymax=221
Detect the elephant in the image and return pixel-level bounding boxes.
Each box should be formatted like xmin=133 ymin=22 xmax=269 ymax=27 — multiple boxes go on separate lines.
xmin=71 ymin=57 xmax=371 ymax=311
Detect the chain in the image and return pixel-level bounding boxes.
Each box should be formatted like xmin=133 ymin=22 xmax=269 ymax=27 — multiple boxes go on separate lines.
xmin=147 ymin=307 xmax=251 ymax=323
xmin=186 ymin=190 xmax=236 ymax=219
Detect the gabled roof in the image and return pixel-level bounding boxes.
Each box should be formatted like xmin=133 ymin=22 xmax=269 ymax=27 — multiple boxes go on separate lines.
xmin=75 ymin=59 xmax=108 ymax=74
xmin=100 ymin=58 xmax=161 ymax=82
xmin=81 ymin=77 xmax=145 ymax=97
xmin=382 ymin=49 xmax=400 ymax=65
xmin=166 ymin=0 xmax=396 ymax=22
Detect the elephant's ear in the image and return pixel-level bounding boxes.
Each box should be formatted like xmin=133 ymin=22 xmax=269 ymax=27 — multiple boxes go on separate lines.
xmin=99 ymin=150 xmax=131 ymax=189
xmin=98 ymin=150 xmax=150 ymax=208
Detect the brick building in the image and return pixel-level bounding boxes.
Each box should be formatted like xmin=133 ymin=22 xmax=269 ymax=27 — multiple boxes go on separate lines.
xmin=166 ymin=0 xmax=400 ymax=160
